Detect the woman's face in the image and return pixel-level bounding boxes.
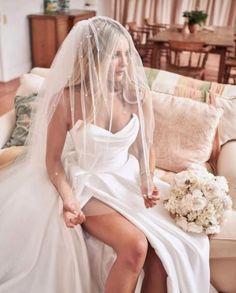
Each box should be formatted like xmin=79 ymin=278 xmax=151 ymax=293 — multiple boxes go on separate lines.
xmin=110 ymin=36 xmax=130 ymax=83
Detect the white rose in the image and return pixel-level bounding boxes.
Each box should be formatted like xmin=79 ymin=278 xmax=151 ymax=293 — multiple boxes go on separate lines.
xmin=175 ymin=171 xmax=192 ymax=189
xmin=176 ymin=217 xmax=188 ymax=232
xmin=191 ymin=193 xmax=207 ymax=211
xmin=202 ymin=181 xmax=219 ymax=199
xmin=215 ymin=176 xmax=229 ymax=193
xmin=188 ymin=163 xmax=207 ymax=174
xmin=187 ymin=211 xmax=198 ymax=221
xmin=223 ymin=195 xmax=233 ymax=210
xmin=187 ymin=222 xmax=203 ymax=233
xmin=205 ymin=225 xmax=221 ymax=235
xmin=180 ymin=193 xmax=193 ymax=214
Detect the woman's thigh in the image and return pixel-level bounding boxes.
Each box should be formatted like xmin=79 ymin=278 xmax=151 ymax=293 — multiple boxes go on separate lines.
xmin=82 ymin=200 xmax=147 ymax=253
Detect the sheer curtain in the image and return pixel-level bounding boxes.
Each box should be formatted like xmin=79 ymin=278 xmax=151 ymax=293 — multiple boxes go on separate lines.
xmin=111 ymin=0 xmax=236 ymax=27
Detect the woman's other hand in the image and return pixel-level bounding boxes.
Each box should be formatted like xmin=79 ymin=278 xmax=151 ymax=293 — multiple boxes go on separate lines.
xmin=63 ymin=197 xmax=86 ymax=228
xmin=141 ymin=174 xmax=160 ymax=208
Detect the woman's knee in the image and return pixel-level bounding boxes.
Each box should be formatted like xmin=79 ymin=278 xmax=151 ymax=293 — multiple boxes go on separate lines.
xmin=116 ymin=233 xmax=148 ymax=272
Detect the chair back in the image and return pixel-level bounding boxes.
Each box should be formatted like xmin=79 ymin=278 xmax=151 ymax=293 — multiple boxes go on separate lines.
xmin=126 ymin=22 xmax=149 ymax=44
xmin=144 ymin=18 xmax=169 ymax=36
xmin=166 ymin=40 xmax=210 ymax=79
xmin=126 ymin=22 xmax=155 ymax=67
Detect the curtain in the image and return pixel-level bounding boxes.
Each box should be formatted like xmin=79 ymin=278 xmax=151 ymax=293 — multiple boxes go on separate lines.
xmin=111 ymin=0 xmax=236 ymax=28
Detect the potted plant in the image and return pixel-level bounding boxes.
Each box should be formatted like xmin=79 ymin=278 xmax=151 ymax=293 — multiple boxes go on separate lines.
xmin=183 ymin=10 xmax=208 ymax=33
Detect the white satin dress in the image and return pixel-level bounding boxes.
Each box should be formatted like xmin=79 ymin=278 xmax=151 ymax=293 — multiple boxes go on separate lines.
xmin=0 ymin=113 xmax=210 ymax=293
xmin=64 ymin=113 xmax=210 ymax=293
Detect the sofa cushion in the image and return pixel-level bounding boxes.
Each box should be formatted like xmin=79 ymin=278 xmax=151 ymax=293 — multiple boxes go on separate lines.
xmin=30 ymin=67 xmax=50 ymax=77
xmin=151 ymin=70 xmax=210 ymax=100
xmin=217 ymin=140 xmax=236 ymax=209
xmin=213 ymin=96 xmax=236 ymax=145
xmin=152 ymin=91 xmax=223 ymax=173
xmin=3 ymin=72 xmax=45 ymax=147
xmin=0 ymin=146 xmax=25 ymax=169
xmin=210 ymin=210 xmax=236 ymax=258
xmin=16 ymin=73 xmax=44 ymax=97
xmin=4 ymin=94 xmax=38 ymax=147
xmin=0 ymin=110 xmax=16 ymax=148
xmin=144 ymin=67 xmax=159 ymax=87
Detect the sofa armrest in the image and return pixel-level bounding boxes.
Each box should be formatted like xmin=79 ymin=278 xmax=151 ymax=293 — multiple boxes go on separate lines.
xmin=217 ymin=140 xmax=236 ymax=209
xmin=30 ymin=67 xmax=50 ymax=77
xmin=0 ymin=110 xmax=16 ymax=148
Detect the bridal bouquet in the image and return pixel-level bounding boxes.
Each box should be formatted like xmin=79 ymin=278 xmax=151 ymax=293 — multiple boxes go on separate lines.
xmin=163 ymin=164 xmax=232 ymax=235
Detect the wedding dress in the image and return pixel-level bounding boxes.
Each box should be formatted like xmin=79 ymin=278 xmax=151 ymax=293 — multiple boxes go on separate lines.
xmin=0 ymin=112 xmax=210 ymax=293
xmin=64 ymin=112 xmax=210 ymax=293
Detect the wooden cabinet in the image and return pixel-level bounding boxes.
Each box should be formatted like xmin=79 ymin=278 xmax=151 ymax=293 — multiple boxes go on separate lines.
xmin=28 ymin=10 xmax=96 ymax=67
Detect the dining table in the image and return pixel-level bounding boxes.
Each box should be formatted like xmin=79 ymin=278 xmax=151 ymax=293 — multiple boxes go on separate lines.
xmin=150 ymin=26 xmax=235 ymax=83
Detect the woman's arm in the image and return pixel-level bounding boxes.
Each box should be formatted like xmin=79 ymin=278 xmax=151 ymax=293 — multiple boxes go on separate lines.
xmin=46 ymin=94 xmax=85 ymax=227
xmin=137 ymin=89 xmax=160 ymax=207
xmin=46 ymin=95 xmax=72 ymax=200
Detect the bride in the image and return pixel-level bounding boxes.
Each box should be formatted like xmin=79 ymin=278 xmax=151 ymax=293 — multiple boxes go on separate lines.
xmin=0 ymin=16 xmax=210 ymax=293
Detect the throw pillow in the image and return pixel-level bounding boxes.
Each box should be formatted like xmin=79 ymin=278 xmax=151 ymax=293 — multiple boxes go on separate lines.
xmin=206 ymin=92 xmax=236 ymax=145
xmin=3 ymin=94 xmax=38 ymax=147
xmin=151 ymin=70 xmax=210 ymax=99
xmin=210 ymin=82 xmax=236 ymax=98
xmin=144 ymin=67 xmax=159 ymax=88
xmin=217 ymin=140 xmax=236 ymax=209
xmin=30 ymin=67 xmax=50 ymax=77
xmin=0 ymin=146 xmax=25 ymax=169
xmin=0 ymin=110 xmax=16 ymax=148
xmin=152 ymin=91 xmax=223 ymax=173
xmin=213 ymin=95 xmax=236 ymax=145
xmin=16 ymin=73 xmax=44 ymax=97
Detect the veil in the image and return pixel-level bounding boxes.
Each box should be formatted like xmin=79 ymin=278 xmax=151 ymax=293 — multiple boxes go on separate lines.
xmin=0 ymin=16 xmax=155 ymax=215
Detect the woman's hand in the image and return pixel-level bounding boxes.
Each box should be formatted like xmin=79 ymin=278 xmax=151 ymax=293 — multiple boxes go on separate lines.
xmin=140 ymin=174 xmax=160 ymax=208
xmin=62 ymin=197 xmax=86 ymax=228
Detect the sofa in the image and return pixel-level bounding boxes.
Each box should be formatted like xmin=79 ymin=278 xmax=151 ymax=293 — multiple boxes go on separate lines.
xmin=0 ymin=67 xmax=236 ymax=293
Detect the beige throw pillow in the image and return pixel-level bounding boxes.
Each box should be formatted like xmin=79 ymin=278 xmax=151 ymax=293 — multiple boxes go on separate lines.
xmin=152 ymin=91 xmax=223 ymax=172
xmin=16 ymin=73 xmax=44 ymax=97
xmin=214 ymin=96 xmax=236 ymax=145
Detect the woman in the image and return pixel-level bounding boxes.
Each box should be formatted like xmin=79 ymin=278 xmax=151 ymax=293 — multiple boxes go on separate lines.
xmin=0 ymin=17 xmax=210 ymax=293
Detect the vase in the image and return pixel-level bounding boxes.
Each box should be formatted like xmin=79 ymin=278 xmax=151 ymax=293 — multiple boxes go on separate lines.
xmin=188 ymin=23 xmax=200 ymax=33
xmin=182 ymin=20 xmax=190 ymax=35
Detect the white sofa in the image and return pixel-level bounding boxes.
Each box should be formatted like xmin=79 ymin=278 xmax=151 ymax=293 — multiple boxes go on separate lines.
xmin=0 ymin=68 xmax=236 ymax=293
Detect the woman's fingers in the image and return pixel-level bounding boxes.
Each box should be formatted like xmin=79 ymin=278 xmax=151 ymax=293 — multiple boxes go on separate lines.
xmin=63 ymin=209 xmax=86 ymax=228
xmin=143 ymin=187 xmax=161 ymax=208
xmin=71 ymin=211 xmax=86 ymax=225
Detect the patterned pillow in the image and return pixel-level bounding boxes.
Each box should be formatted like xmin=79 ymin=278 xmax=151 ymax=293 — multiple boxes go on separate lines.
xmin=144 ymin=67 xmax=159 ymax=88
xmin=3 ymin=94 xmax=38 ymax=147
xmin=151 ymin=70 xmax=210 ymax=101
xmin=152 ymin=91 xmax=223 ymax=173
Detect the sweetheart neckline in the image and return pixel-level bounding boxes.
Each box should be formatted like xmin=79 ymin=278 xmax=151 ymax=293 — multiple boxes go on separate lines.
xmin=70 ymin=113 xmax=138 ymax=135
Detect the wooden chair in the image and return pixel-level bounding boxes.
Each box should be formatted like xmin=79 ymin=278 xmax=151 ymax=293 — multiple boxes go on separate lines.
xmin=144 ymin=19 xmax=169 ymax=68
xmin=126 ymin=22 xmax=155 ymax=67
xmin=224 ymin=37 xmax=236 ymax=84
xmin=144 ymin=18 xmax=169 ymax=37
xmin=166 ymin=40 xmax=211 ymax=80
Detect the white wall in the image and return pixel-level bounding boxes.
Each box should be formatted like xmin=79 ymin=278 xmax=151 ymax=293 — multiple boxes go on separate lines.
xmin=0 ymin=0 xmax=42 ymax=82
xmin=0 ymin=0 xmax=111 ymax=82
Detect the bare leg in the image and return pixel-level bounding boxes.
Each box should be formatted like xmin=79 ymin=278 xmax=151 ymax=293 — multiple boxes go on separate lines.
xmin=82 ymin=209 xmax=148 ymax=293
xmin=141 ymin=244 xmax=167 ymax=293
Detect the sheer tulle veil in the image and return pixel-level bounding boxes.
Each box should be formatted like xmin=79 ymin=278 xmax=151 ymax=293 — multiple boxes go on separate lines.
xmin=0 ymin=17 xmax=211 ymax=293
xmin=0 ymin=16 xmax=155 ymax=208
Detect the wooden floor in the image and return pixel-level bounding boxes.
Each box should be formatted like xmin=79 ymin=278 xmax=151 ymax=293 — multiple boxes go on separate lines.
xmin=0 ymin=53 xmax=226 ymax=116
xmin=0 ymin=78 xmax=20 ymax=116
